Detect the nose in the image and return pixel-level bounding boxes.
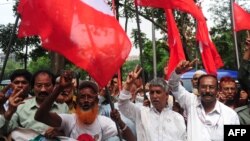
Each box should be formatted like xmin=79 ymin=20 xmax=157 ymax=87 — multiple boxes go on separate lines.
xmin=40 ymin=85 xmax=47 ymax=91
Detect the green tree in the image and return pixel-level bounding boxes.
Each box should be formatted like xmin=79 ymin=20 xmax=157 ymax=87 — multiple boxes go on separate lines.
xmin=28 ymin=56 xmax=51 ymax=73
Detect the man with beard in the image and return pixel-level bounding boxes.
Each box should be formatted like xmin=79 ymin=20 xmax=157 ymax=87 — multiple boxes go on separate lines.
xmin=219 ymin=76 xmax=239 ymax=109
xmin=169 ymin=60 xmax=239 ymax=141
xmin=35 ymin=71 xmax=136 ymax=141
xmin=4 ymin=70 xmax=69 ymax=140
xmin=118 ymin=66 xmax=187 ymax=141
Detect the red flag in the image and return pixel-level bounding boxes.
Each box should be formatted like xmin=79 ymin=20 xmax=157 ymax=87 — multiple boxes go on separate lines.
xmin=233 ymin=2 xmax=250 ymax=31
xmin=165 ymin=9 xmax=186 ymax=79
xmin=196 ymin=21 xmax=224 ymax=75
xmin=18 ymin=0 xmax=131 ymax=87
xmin=135 ymin=0 xmax=205 ymax=21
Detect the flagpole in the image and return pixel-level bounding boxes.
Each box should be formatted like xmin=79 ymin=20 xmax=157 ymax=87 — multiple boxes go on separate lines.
xmin=230 ymin=0 xmax=240 ymax=69
xmin=109 ymin=1 xmax=123 ymax=140
xmin=0 ymin=15 xmax=20 ymax=82
xmin=152 ymin=11 xmax=157 ymax=79
xmin=105 ymin=86 xmax=122 ymax=141
xmin=134 ymin=3 xmax=148 ymax=100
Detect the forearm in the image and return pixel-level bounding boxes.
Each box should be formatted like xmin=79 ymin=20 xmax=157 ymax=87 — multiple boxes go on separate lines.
xmin=118 ymin=121 xmax=136 ymax=141
xmin=118 ymin=90 xmax=139 ymax=122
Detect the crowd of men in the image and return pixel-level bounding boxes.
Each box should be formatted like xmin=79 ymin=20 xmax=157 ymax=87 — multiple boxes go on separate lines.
xmin=0 ymin=38 xmax=249 ymax=141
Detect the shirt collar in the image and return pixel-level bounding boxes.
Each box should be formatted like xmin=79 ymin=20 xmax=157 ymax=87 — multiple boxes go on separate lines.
xmin=151 ymin=105 xmax=170 ymax=114
xmin=196 ymin=98 xmax=221 ymax=114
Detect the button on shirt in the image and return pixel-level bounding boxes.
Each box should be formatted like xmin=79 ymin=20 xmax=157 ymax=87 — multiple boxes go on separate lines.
xmin=5 ymin=97 xmax=69 ymax=134
xmin=118 ymin=90 xmax=186 ymax=141
xmin=169 ymin=72 xmax=240 ymax=141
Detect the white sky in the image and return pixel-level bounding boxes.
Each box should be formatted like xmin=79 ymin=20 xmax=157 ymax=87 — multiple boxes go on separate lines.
xmin=0 ymin=0 xmax=217 ymax=56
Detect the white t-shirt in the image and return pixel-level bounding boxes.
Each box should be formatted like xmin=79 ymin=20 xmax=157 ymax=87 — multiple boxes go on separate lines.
xmin=59 ymin=114 xmax=117 ymax=141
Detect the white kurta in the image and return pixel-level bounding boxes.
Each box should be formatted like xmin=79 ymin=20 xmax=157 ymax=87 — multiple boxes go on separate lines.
xmin=118 ymin=90 xmax=187 ymax=141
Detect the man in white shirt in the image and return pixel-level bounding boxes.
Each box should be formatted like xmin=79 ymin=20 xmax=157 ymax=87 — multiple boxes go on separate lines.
xmin=118 ymin=66 xmax=186 ymax=141
xmin=169 ymin=60 xmax=240 ymax=141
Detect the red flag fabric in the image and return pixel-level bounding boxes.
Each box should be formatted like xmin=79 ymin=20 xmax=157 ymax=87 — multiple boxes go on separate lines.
xmin=135 ymin=0 xmax=205 ymax=21
xmin=233 ymin=2 xmax=250 ymax=31
xmin=196 ymin=21 xmax=224 ymax=75
xmin=165 ymin=9 xmax=186 ymax=79
xmin=17 ymin=0 xmax=131 ymax=87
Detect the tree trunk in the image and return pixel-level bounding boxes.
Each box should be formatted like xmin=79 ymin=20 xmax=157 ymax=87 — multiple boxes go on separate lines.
xmin=50 ymin=52 xmax=65 ymax=75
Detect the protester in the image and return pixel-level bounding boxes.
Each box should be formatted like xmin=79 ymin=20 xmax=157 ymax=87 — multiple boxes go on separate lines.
xmin=218 ymin=76 xmax=239 ymax=109
xmin=3 ymin=69 xmax=32 ymax=110
xmin=4 ymin=70 xmax=69 ymax=140
xmin=118 ymin=66 xmax=187 ymax=141
xmin=1 ymin=69 xmax=32 ymax=137
xmin=235 ymin=37 xmax=250 ymax=125
xmin=169 ymin=60 xmax=239 ymax=141
xmin=35 ymin=71 xmax=136 ymax=141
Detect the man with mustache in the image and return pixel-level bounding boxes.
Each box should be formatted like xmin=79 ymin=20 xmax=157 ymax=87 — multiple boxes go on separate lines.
xmin=35 ymin=71 xmax=136 ymax=141
xmin=118 ymin=66 xmax=187 ymax=141
xmin=218 ymin=76 xmax=239 ymax=109
xmin=4 ymin=70 xmax=69 ymax=140
xmin=168 ymin=60 xmax=240 ymax=141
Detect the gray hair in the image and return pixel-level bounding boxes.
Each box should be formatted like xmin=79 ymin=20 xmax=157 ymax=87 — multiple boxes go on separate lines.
xmin=149 ymin=78 xmax=169 ymax=92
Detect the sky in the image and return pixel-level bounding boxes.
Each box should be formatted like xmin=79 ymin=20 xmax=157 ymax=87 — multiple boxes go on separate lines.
xmin=0 ymin=0 xmax=223 ymax=57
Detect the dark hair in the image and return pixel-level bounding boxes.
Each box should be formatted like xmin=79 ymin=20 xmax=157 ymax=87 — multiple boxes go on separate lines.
xmin=197 ymin=74 xmax=218 ymax=89
xmin=10 ymin=69 xmax=32 ymax=83
xmin=31 ymin=70 xmax=55 ymax=88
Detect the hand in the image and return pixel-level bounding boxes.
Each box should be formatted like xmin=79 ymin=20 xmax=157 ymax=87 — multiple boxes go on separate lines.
xmin=44 ymin=128 xmax=64 ymax=139
xmin=110 ymin=109 xmax=122 ymax=122
xmin=59 ymin=70 xmax=74 ymax=88
xmin=175 ymin=59 xmax=198 ymax=74
xmin=143 ymin=99 xmax=150 ymax=107
xmin=124 ymin=65 xmax=142 ymax=91
xmin=4 ymin=88 xmax=24 ymax=120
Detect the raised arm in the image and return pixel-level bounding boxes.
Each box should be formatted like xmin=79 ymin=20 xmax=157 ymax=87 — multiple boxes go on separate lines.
xmin=35 ymin=70 xmax=74 ymax=127
xmin=118 ymin=65 xmax=142 ymax=121
xmin=168 ymin=60 xmax=197 ymax=107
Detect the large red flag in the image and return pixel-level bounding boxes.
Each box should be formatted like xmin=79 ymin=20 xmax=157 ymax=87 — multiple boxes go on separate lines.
xmin=135 ymin=0 xmax=205 ymax=21
xmin=165 ymin=9 xmax=186 ymax=79
xmin=196 ymin=21 xmax=224 ymax=75
xmin=233 ymin=2 xmax=250 ymax=31
xmin=18 ymin=0 xmax=131 ymax=87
